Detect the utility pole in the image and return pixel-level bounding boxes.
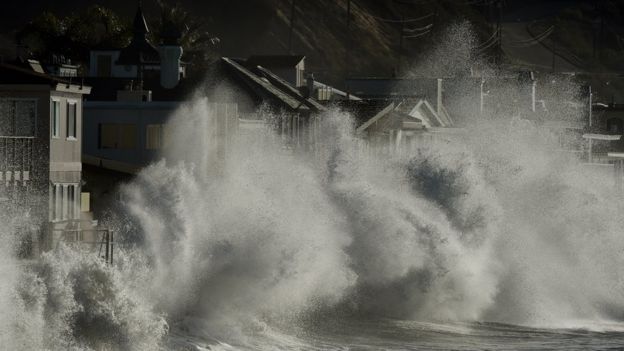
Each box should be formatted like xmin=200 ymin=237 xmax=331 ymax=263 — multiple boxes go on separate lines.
xmin=600 ymin=3 xmax=604 ymax=62
xmin=288 ymin=0 xmax=297 ymax=54
xmin=496 ymin=0 xmax=503 ymax=66
xmin=551 ymin=25 xmax=556 ymax=73
xmin=588 ymin=85 xmax=593 ymax=128
xmin=398 ymin=14 xmax=404 ymax=72
xmin=592 ymin=2 xmax=598 ymax=59
xmin=346 ymin=0 xmax=351 ymax=99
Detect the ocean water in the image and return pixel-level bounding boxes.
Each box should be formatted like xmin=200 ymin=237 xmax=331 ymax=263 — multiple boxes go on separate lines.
xmin=168 ymin=319 xmax=624 ymax=350
xmin=3 ymin=25 xmax=624 ymax=350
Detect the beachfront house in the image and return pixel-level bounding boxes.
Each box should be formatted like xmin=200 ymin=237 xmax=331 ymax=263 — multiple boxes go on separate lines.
xmin=0 ymin=63 xmax=97 ymax=257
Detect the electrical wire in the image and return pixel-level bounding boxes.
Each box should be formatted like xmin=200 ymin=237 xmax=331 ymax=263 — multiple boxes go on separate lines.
xmin=368 ymin=12 xmax=434 ymax=24
xmin=403 ymin=23 xmax=433 ymax=33
xmin=507 ymin=25 xmax=554 ymax=47
xmin=475 ymin=30 xmax=499 ymax=49
xmin=477 ymin=37 xmax=500 ymax=51
xmin=403 ymin=30 xmax=432 ymax=39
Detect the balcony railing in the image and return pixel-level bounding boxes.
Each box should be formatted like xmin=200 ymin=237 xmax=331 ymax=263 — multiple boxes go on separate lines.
xmin=48 ymin=219 xmax=115 ymax=265
xmin=0 ymin=136 xmax=34 ymax=185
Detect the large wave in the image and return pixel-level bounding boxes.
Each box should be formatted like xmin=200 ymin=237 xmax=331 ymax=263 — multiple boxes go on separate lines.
xmin=3 ymin=97 xmax=624 ymax=349
xmin=3 ymin=26 xmax=624 ymax=349
xmin=117 ymin=96 xmax=624 ymax=344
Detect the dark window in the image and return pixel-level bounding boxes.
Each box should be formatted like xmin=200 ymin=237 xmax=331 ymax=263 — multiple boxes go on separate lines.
xmin=51 ymin=100 xmax=60 ymax=138
xmin=67 ymin=102 xmax=77 ymax=138
xmin=607 ymin=118 xmax=623 ymax=134
xmin=0 ymin=99 xmax=36 ymax=136
xmin=98 ymin=123 xmax=137 ymax=149
xmin=97 ymin=55 xmax=112 ymax=77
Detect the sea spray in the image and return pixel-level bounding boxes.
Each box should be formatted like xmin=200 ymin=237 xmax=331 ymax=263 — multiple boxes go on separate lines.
xmin=0 ymin=211 xmax=46 ymax=350
xmin=3 ymin=22 xmax=624 ymax=351
xmin=119 ymin=92 xmax=624 ymax=338
xmin=0 ymin=206 xmax=166 ymax=350
xmin=121 ymin=124 xmax=357 ymax=338
xmin=322 ymin=114 xmax=500 ymax=321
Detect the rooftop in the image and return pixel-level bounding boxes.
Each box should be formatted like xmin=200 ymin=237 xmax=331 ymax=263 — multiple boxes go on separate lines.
xmin=116 ymin=5 xmax=160 ymax=65
xmin=247 ymin=55 xmax=305 ymax=68
xmin=0 ymin=63 xmax=80 ymax=86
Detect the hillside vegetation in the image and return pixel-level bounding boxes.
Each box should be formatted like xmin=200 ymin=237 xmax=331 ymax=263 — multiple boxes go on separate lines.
xmin=2 ymin=0 xmax=624 ymax=86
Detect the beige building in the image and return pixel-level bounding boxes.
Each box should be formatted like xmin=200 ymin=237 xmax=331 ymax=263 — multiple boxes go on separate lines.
xmin=0 ymin=63 xmax=95 ymax=257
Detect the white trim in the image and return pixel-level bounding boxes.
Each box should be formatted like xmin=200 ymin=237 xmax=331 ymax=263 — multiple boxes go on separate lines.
xmin=582 ymin=133 xmax=622 ymax=141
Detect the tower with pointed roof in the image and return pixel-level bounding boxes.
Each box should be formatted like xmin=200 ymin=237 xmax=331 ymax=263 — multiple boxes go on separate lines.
xmin=115 ymin=3 xmax=159 ymax=85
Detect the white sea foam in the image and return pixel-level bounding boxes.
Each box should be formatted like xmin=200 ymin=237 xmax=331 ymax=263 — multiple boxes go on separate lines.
xmin=1 ymin=23 xmax=624 ymax=351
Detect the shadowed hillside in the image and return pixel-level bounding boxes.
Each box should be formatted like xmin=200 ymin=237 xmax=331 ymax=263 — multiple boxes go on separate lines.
xmin=2 ymin=0 xmax=624 ymax=87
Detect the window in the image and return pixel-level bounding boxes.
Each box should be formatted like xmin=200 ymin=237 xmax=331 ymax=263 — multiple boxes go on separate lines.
xmin=97 ymin=55 xmax=112 ymax=77
xmin=0 ymin=99 xmax=36 ymax=136
xmin=52 ymin=100 xmax=60 ymax=138
xmin=99 ymin=123 xmax=137 ymax=149
xmin=146 ymin=124 xmax=165 ymax=150
xmin=66 ymin=102 xmax=77 ymax=139
xmin=607 ymin=118 xmax=623 ymax=134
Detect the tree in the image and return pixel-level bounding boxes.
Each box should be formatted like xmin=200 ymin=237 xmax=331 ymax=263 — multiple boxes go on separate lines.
xmin=154 ymin=0 xmax=221 ymax=68
xmin=16 ymin=5 xmax=131 ymax=65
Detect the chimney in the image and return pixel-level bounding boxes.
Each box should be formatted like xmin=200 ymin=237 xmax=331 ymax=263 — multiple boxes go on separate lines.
xmin=158 ymin=17 xmax=183 ymax=89
xmin=306 ymin=73 xmax=315 ymax=98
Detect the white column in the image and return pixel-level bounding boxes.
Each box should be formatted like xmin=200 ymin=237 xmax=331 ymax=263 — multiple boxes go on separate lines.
xmin=55 ymin=184 xmax=62 ymax=221
xmin=75 ymin=185 xmax=81 ymax=220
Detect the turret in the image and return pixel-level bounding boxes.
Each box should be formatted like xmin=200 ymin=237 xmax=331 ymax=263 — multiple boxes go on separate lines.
xmin=158 ymin=18 xmax=183 ymax=89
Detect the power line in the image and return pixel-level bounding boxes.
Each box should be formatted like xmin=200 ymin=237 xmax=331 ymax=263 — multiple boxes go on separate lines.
xmin=477 ymin=37 xmax=500 ymax=51
xmin=475 ymin=30 xmax=499 ymax=49
xmin=368 ymin=12 xmax=433 ymax=24
xmin=403 ymin=23 xmax=433 ymax=33
xmin=288 ymin=0 xmax=296 ymax=54
xmin=507 ymin=25 xmax=554 ymax=47
xmin=404 ymin=30 xmax=432 ymax=39
xmin=465 ymin=0 xmax=498 ymax=5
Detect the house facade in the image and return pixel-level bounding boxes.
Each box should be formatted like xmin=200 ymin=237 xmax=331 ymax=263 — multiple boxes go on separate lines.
xmin=0 ymin=63 xmax=92 ymax=256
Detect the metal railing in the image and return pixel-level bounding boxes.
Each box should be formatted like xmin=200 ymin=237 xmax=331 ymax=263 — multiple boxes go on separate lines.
xmin=49 ymin=220 xmax=115 ymax=265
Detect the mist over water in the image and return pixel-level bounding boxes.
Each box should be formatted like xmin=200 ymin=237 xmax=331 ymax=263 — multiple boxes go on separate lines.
xmin=3 ymin=25 xmax=624 ymax=350
xmin=122 ymin=96 xmax=624 ymax=345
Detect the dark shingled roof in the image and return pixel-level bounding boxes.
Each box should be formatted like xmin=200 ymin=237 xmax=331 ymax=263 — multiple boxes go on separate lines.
xmin=247 ymin=55 xmax=305 ymax=68
xmin=0 ymin=63 xmax=71 ymax=85
xmin=222 ymin=57 xmax=308 ymax=111
xmin=116 ymin=5 xmax=160 ymax=65
xmin=254 ymin=65 xmax=325 ymax=112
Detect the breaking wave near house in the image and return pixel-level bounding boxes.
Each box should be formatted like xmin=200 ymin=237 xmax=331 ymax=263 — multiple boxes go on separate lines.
xmin=3 ymin=24 xmax=624 ymax=351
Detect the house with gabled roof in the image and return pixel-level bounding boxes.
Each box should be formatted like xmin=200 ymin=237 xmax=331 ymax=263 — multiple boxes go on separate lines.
xmin=355 ymin=97 xmax=456 ymax=150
